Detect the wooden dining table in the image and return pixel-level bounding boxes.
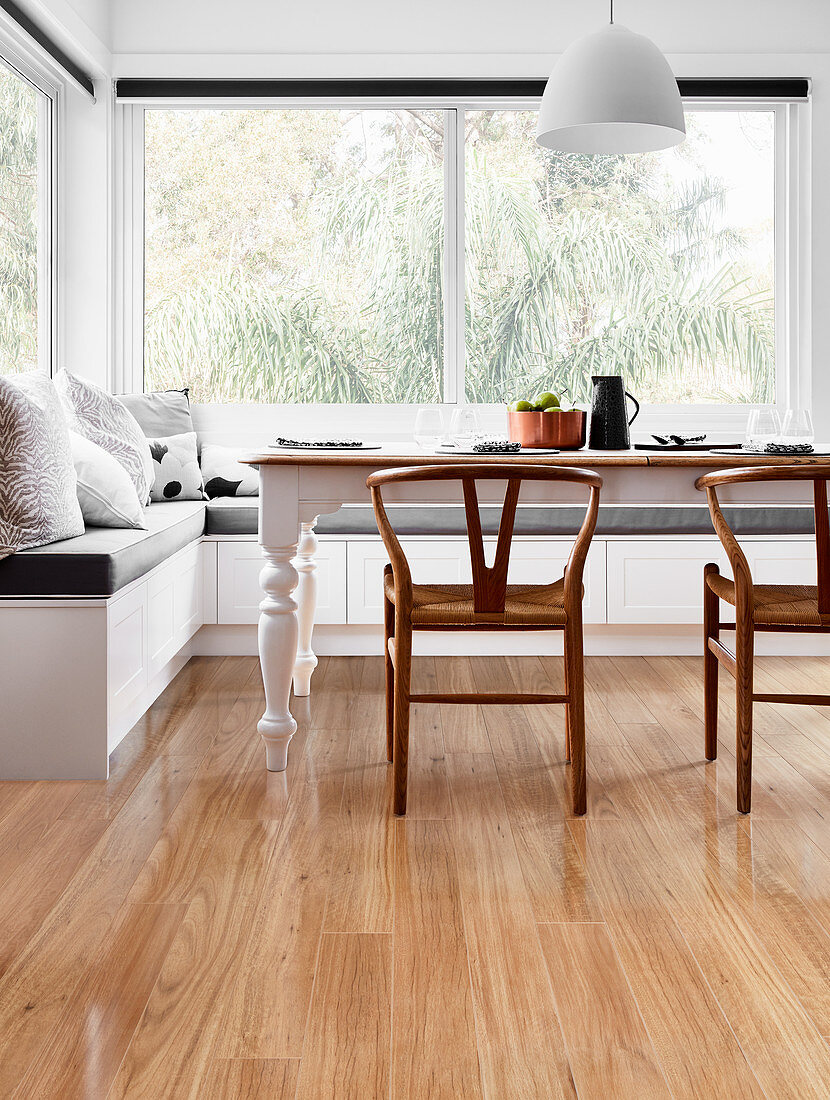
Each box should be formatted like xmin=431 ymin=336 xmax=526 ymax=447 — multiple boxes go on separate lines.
xmin=241 ymin=445 xmax=824 ymax=773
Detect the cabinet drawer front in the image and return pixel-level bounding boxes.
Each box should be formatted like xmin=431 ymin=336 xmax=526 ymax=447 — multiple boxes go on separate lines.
xmin=217 ymin=541 xmax=346 ymax=625
xmin=147 ymin=542 xmax=204 ymax=675
xmin=607 ymin=540 xmax=725 ymax=624
xmin=743 ymin=543 xmax=817 ymax=586
xmin=108 ymin=584 xmax=148 ymax=715
xmin=347 ymin=539 xmax=606 ymax=625
xmin=606 ymin=538 xmax=816 ymax=624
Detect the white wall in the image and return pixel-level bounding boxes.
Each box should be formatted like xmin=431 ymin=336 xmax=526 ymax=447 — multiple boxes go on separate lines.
xmin=19 ymin=0 xmax=110 ymax=73
xmin=59 ymin=81 xmax=111 ymax=389
xmin=109 ymin=0 xmax=830 ymax=58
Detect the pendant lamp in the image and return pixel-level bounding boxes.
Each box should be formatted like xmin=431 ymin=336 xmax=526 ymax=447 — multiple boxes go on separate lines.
xmin=537 ymin=0 xmax=685 ymax=154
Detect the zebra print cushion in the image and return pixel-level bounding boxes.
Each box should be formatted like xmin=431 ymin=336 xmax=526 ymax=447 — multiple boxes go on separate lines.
xmin=56 ymin=370 xmax=154 ymax=505
xmin=0 ymin=372 xmax=85 ymax=559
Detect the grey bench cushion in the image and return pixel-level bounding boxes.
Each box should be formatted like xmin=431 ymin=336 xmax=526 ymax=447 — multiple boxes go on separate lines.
xmin=204 ymin=499 xmax=815 ymax=538
xmin=205 ymin=497 xmax=259 ymax=535
xmin=0 ymin=501 xmax=207 ymax=598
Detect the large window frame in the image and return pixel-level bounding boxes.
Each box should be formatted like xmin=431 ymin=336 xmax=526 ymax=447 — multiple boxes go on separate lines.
xmin=117 ymin=91 xmax=808 ymax=431
xmin=0 ymin=22 xmax=60 ymax=377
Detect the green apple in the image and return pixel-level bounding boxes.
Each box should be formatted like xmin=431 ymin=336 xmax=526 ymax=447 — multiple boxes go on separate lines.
xmin=511 ymin=399 xmax=534 ymax=412
xmin=534 ymin=391 xmax=560 ymax=410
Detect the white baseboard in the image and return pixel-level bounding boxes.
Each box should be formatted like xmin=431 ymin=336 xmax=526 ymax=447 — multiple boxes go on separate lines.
xmin=192 ymin=623 xmax=830 ymax=658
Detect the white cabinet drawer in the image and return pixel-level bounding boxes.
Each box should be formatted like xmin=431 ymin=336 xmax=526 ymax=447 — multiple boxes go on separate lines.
xmin=743 ymin=542 xmax=817 ymax=586
xmin=217 ymin=540 xmax=346 ymax=625
xmin=606 ymin=539 xmax=816 ymax=624
xmin=147 ymin=541 xmax=204 ymax=675
xmin=347 ymin=539 xmax=606 ymax=625
xmin=108 ymin=583 xmax=148 ymax=723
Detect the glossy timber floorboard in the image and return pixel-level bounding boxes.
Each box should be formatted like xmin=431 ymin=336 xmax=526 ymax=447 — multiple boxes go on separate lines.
xmin=3 ymin=654 xmax=830 ymax=1097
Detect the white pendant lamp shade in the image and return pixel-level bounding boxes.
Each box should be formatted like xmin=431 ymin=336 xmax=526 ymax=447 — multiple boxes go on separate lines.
xmin=537 ymin=23 xmax=686 ymax=154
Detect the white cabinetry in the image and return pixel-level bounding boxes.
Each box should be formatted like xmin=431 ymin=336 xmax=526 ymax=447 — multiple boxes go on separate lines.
xmin=346 ymin=538 xmax=607 ymax=625
xmin=606 ymin=538 xmax=816 ymax=624
xmin=108 ymin=583 xmax=148 ymax=722
xmin=217 ymin=539 xmax=347 ymax=625
xmin=1 ymin=539 xmax=208 ymax=779
xmin=147 ymin=541 xmax=203 ymax=675
xmin=108 ymin=540 xmax=207 ymax=750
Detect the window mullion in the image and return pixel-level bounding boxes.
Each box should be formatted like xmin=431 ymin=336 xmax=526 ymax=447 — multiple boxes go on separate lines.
xmin=442 ymin=106 xmax=466 ymax=404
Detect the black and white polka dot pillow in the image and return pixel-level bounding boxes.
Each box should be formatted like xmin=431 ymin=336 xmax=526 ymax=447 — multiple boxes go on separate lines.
xmin=200 ymin=442 xmax=259 ymax=498
xmin=147 ymin=431 xmax=206 ymax=502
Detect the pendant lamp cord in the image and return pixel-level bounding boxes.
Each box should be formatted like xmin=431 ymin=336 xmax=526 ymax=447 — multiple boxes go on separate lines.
xmin=610 ymin=0 xmax=614 ymax=23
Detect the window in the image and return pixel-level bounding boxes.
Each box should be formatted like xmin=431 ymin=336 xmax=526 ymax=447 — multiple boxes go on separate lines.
xmin=0 ymin=57 xmax=51 ymax=376
xmin=139 ymin=99 xmax=786 ymax=408
xmin=144 ymin=109 xmax=444 ymax=403
xmin=465 ymin=109 xmax=775 ymax=406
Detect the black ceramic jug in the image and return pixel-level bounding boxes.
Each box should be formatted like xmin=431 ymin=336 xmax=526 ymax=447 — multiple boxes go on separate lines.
xmin=588 ymin=375 xmax=640 ymax=450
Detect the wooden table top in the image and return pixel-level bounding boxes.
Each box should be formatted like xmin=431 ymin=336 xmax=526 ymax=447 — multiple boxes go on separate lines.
xmin=241 ymin=445 xmax=830 ymax=470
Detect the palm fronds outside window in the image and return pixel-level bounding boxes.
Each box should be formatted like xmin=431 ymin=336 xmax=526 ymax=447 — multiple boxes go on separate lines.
xmin=143 ymin=106 xmax=776 ymax=406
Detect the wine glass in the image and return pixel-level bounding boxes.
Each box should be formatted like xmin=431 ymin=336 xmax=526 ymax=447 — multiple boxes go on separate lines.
xmin=414 ymin=407 xmax=446 ymax=450
xmin=449 ymin=405 xmax=480 ymax=448
xmin=745 ymin=408 xmax=781 ymax=452
xmin=781 ymin=408 xmax=814 ymax=445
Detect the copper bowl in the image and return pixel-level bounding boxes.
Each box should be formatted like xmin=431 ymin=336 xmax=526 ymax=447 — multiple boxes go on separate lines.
xmin=507 ymin=408 xmax=587 ymax=449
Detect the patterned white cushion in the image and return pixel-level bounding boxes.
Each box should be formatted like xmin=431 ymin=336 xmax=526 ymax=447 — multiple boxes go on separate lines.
xmin=200 ymin=442 xmax=259 ymax=497
xmin=0 ymin=372 xmax=85 ymax=559
xmin=148 ymin=431 xmax=206 ymax=502
xmin=56 ymin=370 xmax=154 ymax=505
xmin=70 ymin=432 xmax=148 ymax=529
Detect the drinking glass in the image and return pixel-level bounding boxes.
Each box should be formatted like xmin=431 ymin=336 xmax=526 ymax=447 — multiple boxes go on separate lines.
xmin=781 ymin=408 xmax=814 ymax=445
xmin=449 ymin=405 xmax=480 ymax=448
xmin=745 ymin=408 xmax=781 ymax=452
xmin=414 ymin=407 xmax=446 ymax=450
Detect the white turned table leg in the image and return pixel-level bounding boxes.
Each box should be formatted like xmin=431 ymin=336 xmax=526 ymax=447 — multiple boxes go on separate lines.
xmin=257 ymin=466 xmax=301 ymax=772
xmin=293 ymin=518 xmax=319 ymax=697
xmin=257 ymin=545 xmax=299 ymax=771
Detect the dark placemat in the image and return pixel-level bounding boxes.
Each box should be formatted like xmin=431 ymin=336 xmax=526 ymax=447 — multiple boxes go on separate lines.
xmin=270 ymin=439 xmax=382 ymax=450
xmin=634 ymin=442 xmax=744 ymax=452
xmin=709 ymin=447 xmax=830 ymax=457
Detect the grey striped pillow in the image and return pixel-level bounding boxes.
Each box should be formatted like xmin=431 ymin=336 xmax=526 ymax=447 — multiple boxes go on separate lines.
xmin=56 ymin=370 xmax=154 ymax=505
xmin=0 ymin=372 xmax=85 ymax=559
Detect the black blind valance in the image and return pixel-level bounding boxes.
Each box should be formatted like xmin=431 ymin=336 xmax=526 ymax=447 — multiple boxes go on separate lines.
xmin=0 ymin=0 xmax=95 ymax=98
xmin=115 ymin=77 xmax=810 ymax=102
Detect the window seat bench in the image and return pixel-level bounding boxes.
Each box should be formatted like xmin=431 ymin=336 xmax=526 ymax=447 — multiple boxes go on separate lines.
xmin=0 ymin=498 xmax=819 ymax=781
xmin=0 ymin=500 xmax=207 ymax=598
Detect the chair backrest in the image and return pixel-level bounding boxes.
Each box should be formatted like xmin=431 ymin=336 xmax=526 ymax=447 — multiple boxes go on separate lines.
xmin=366 ymin=463 xmax=602 ymax=614
xmin=696 ymin=464 xmax=830 ymax=613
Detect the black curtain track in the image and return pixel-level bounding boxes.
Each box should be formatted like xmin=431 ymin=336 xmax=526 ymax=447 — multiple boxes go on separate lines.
xmin=0 ymin=0 xmax=95 ymax=98
xmin=114 ymin=77 xmax=810 ymax=101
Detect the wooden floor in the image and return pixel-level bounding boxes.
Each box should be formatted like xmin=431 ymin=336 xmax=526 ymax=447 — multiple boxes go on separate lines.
xmin=3 ymin=655 xmax=830 ymax=1097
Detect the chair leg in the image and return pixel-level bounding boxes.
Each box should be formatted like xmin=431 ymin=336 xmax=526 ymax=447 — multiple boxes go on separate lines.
xmin=392 ymin=620 xmax=412 ymax=816
xmin=565 ymin=612 xmax=587 ymax=816
xmin=563 ymin=634 xmax=572 ymax=765
xmin=703 ymin=563 xmax=720 ymax=761
xmin=735 ymin=612 xmax=754 ymax=815
xmin=383 ymin=589 xmax=395 ymax=764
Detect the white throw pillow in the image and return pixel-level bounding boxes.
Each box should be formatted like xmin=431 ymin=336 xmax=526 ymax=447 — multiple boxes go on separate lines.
xmin=148 ymin=431 xmax=206 ymax=502
xmin=200 ymin=442 xmax=259 ymax=497
xmin=70 ymin=432 xmax=148 ymax=530
xmin=0 ymin=372 xmax=85 ymax=559
xmin=56 ymin=370 xmax=154 ymax=505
